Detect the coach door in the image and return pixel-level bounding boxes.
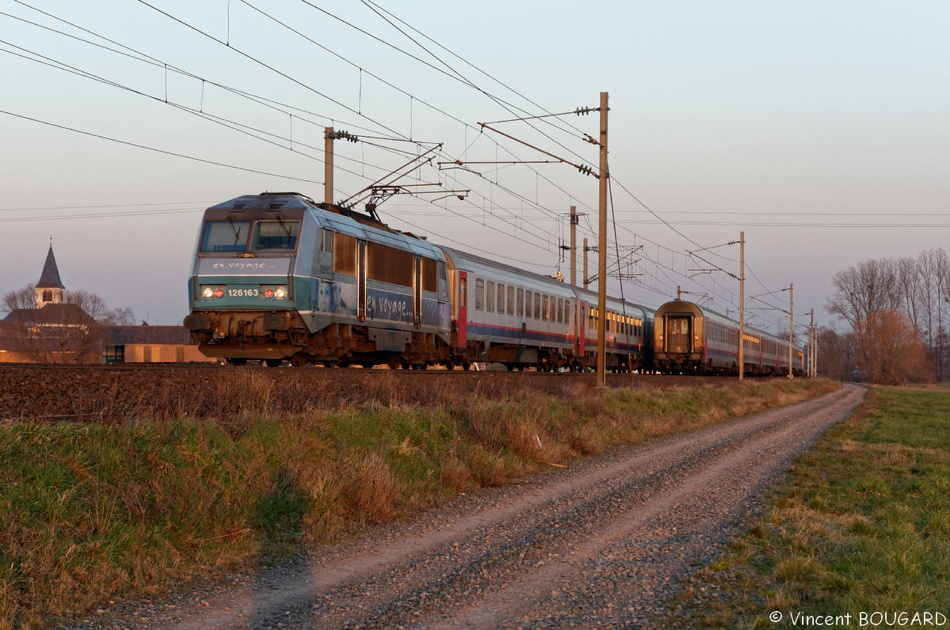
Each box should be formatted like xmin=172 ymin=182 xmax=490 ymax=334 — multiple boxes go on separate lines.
xmin=574 ymin=301 xmax=587 ymax=356
xmin=456 ymin=272 xmax=468 ymax=347
xmin=667 ymin=316 xmax=691 ymax=354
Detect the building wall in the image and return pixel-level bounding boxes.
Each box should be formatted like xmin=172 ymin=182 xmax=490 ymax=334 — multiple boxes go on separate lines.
xmin=122 ymin=344 xmax=215 ymax=363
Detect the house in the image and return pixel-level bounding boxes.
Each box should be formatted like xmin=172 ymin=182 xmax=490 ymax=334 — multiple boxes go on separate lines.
xmin=1 ymin=243 xmax=212 ymax=364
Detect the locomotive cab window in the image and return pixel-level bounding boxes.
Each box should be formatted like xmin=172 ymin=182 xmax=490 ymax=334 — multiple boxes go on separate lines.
xmin=252 ymin=220 xmax=299 ymax=251
xmin=201 ymin=220 xmax=251 ymax=252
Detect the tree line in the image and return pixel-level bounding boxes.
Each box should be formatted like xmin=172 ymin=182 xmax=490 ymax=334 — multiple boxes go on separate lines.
xmin=822 ymin=248 xmax=947 ymax=384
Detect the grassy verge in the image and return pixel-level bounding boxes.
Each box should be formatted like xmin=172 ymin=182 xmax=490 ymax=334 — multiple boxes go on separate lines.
xmin=0 ymin=377 xmax=836 ymax=628
xmin=667 ymin=386 xmax=950 ymax=629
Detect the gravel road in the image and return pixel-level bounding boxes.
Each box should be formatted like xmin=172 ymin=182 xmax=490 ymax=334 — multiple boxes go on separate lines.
xmin=69 ymin=385 xmax=864 ymax=630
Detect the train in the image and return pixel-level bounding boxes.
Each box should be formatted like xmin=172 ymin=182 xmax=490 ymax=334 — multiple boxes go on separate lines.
xmin=183 ymin=192 xmax=804 ymax=376
xmin=654 ymin=299 xmax=805 ymax=376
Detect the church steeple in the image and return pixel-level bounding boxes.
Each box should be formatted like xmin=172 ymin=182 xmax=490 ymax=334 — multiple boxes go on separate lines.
xmin=36 ymin=240 xmax=65 ymax=308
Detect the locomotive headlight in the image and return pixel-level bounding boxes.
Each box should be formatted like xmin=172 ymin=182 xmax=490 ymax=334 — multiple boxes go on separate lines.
xmin=260 ymin=285 xmax=288 ymax=300
xmin=200 ymin=286 xmax=224 ymax=300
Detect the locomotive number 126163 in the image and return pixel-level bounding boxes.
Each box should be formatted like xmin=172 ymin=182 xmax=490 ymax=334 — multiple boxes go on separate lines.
xmin=227 ymin=288 xmax=259 ymax=297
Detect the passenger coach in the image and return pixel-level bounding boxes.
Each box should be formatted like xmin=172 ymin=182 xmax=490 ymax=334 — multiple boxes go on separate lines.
xmin=654 ymin=299 xmax=803 ymax=376
xmin=442 ymin=248 xmax=651 ymax=372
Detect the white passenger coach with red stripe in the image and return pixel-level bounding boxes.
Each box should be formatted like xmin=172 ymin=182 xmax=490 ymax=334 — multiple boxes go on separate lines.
xmin=442 ymin=247 xmax=652 ymax=372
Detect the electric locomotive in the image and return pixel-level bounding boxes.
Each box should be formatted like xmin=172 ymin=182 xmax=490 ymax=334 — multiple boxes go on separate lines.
xmin=183 ymin=192 xmax=451 ymax=367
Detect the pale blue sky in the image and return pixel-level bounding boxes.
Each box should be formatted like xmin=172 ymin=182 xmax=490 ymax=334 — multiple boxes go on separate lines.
xmin=1 ymin=1 xmax=948 ymax=333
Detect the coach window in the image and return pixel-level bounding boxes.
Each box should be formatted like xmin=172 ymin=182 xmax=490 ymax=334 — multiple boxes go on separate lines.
xmin=487 ymin=281 xmax=495 ymax=312
xmin=557 ymin=298 xmax=564 ymax=323
xmin=497 ymin=283 xmax=505 ymax=314
xmin=475 ymin=278 xmax=485 ymax=310
xmin=517 ymin=288 xmax=524 ymax=317
xmin=542 ymin=295 xmax=550 ymax=321
xmin=507 ymin=286 xmax=515 ymax=316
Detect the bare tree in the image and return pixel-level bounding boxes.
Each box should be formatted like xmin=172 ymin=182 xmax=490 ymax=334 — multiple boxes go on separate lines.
xmin=912 ymin=249 xmax=950 ymax=380
xmin=64 ymin=289 xmax=109 ymax=321
xmin=897 ymin=256 xmax=923 ymax=333
xmin=101 ymin=306 xmax=136 ymax=325
xmin=826 ymin=258 xmax=903 ymax=330
xmin=2 ymin=283 xmax=36 ymax=315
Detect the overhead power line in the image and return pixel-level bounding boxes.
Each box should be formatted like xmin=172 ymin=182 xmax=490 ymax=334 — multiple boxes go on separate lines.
xmin=0 ymin=109 xmax=323 ymax=184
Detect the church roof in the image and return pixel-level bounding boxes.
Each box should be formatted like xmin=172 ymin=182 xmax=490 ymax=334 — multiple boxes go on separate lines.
xmin=37 ymin=245 xmax=65 ymax=289
xmin=2 ymin=303 xmax=96 ymax=327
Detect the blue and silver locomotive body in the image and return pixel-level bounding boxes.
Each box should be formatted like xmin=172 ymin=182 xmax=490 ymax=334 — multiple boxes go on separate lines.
xmin=184 ymin=192 xmax=450 ymax=366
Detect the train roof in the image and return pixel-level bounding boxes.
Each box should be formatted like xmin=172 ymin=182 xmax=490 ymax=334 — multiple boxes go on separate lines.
xmin=440 ymin=246 xmax=575 ymax=295
xmin=207 ymin=192 xmax=391 ymax=230
xmin=441 ymin=246 xmax=651 ymax=318
xmin=204 ymin=192 xmax=445 ymax=260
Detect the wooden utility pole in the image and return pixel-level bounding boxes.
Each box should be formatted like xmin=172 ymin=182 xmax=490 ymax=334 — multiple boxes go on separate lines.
xmin=738 ymin=231 xmax=745 ymax=381
xmin=810 ymin=309 xmax=816 ymax=378
xmin=788 ymin=283 xmax=794 ymax=378
xmin=596 ymin=92 xmax=608 ymax=388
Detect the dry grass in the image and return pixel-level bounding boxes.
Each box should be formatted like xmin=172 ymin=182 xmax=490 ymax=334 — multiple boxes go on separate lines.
xmin=0 ymin=376 xmax=837 ymax=627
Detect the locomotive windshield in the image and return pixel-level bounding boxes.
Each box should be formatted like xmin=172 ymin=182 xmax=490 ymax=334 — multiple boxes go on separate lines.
xmin=201 ymin=220 xmax=250 ymax=252
xmin=199 ymin=219 xmax=300 ymax=252
xmin=252 ymin=220 xmax=299 ymax=251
